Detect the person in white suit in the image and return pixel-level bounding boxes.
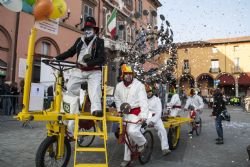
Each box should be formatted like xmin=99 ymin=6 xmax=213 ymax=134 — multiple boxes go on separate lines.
xmin=146 ymin=84 xmax=171 ymax=155
xmin=184 ymin=89 xmax=204 ymax=135
xmin=114 ymin=64 xmax=149 ymax=167
xmin=167 ymin=89 xmax=182 ymax=117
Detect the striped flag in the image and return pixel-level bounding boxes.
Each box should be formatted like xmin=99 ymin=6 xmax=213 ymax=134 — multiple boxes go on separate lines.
xmin=107 ymin=8 xmax=117 ymax=39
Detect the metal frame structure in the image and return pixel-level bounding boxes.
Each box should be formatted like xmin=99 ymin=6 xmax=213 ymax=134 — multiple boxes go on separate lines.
xmin=15 ymin=26 xmax=193 ymax=167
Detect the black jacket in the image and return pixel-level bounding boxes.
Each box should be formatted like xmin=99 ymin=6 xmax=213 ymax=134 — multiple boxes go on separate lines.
xmin=56 ymin=37 xmax=105 ymax=67
xmin=212 ymin=93 xmax=226 ymax=116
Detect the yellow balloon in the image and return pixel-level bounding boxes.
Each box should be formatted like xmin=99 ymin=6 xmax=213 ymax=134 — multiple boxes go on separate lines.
xmin=49 ymin=0 xmax=67 ymax=19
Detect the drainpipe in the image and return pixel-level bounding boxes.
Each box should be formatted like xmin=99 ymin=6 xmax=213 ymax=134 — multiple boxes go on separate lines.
xmin=11 ymin=12 xmax=20 ymax=83
xmin=235 ymin=77 xmax=239 ymax=97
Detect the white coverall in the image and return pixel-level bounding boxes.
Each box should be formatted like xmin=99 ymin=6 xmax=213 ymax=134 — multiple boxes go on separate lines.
xmin=67 ymin=68 xmax=101 ymax=112
xmin=66 ymin=69 xmax=101 ymax=135
xmin=114 ymin=78 xmax=149 ymax=161
xmin=167 ymin=94 xmax=182 ymax=117
xmin=184 ymin=94 xmax=204 ymax=122
xmin=147 ymin=95 xmax=169 ymax=151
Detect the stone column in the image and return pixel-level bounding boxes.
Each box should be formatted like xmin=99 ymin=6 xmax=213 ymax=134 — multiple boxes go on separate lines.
xmin=235 ymin=78 xmax=239 ymax=97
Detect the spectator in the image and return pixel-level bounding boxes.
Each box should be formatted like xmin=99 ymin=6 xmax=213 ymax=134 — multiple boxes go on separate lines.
xmin=211 ymin=88 xmax=226 ymax=144
xmin=0 ymin=77 xmax=5 ymax=113
xmin=10 ymin=82 xmax=19 ymax=115
xmin=3 ymin=81 xmax=12 ymax=115
xmin=47 ymin=85 xmax=54 ymax=109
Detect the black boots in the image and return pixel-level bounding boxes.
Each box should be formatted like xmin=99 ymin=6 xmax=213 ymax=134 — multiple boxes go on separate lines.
xmin=92 ymin=110 xmax=103 ymax=117
xmin=215 ymin=138 xmax=224 ymax=144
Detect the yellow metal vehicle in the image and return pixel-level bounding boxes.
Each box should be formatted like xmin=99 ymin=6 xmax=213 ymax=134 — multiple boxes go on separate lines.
xmin=16 ymin=27 xmax=195 ymax=167
xmin=16 ymin=27 xmax=122 ymax=167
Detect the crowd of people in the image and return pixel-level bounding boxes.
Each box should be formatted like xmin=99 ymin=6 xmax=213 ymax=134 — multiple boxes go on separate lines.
xmin=0 ymin=79 xmax=20 ymax=116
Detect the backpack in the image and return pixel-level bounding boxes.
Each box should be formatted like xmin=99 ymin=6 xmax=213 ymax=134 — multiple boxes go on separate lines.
xmin=220 ymin=110 xmax=230 ymax=122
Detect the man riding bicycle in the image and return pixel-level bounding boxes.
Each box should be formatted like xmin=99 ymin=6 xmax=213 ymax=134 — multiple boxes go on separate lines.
xmin=146 ymin=84 xmax=171 ymax=155
xmin=114 ymin=64 xmax=149 ymax=167
xmin=184 ymin=89 xmax=204 ymax=135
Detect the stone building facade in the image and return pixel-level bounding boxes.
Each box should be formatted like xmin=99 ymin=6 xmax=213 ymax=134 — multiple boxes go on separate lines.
xmin=176 ymin=36 xmax=250 ymax=97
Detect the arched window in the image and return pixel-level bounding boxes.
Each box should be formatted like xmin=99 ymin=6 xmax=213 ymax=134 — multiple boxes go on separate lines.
xmin=33 ymin=38 xmax=60 ymax=83
xmin=0 ymin=25 xmax=11 ymax=80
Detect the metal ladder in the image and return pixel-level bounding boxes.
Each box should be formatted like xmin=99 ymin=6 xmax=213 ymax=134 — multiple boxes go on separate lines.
xmin=73 ymin=66 xmax=109 ymax=167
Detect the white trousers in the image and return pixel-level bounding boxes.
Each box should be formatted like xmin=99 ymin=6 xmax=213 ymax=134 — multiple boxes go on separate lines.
xmin=124 ymin=123 xmax=146 ymax=161
xmin=67 ymin=69 xmax=102 ymax=113
xmin=147 ymin=119 xmax=169 ymax=151
xmin=170 ymin=108 xmax=181 ymax=117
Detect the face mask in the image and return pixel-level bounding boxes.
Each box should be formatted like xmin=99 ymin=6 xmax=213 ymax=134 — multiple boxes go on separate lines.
xmin=84 ymin=28 xmax=94 ymax=38
xmin=123 ymin=74 xmax=133 ymax=83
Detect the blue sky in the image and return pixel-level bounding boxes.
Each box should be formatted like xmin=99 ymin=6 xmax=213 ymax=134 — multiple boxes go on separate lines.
xmin=157 ymin=0 xmax=250 ymax=42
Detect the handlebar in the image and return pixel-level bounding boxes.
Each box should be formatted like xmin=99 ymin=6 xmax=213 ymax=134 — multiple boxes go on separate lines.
xmin=42 ymin=59 xmax=77 ymax=72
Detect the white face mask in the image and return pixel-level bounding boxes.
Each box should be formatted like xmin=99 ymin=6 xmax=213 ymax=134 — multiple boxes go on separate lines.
xmin=84 ymin=28 xmax=94 ymax=38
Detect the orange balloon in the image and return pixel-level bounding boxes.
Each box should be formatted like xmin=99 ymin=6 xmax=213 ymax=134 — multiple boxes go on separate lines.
xmin=33 ymin=0 xmax=54 ymax=21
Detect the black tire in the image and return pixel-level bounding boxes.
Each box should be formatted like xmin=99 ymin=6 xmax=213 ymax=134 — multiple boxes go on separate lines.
xmin=77 ymin=126 xmax=96 ymax=147
xmin=195 ymin=118 xmax=202 ymax=136
xmin=139 ymin=130 xmax=154 ymax=164
xmin=168 ymin=126 xmax=180 ymax=150
xmin=35 ymin=136 xmax=71 ymax=167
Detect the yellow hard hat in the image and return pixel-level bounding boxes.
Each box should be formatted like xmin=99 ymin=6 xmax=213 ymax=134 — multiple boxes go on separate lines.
xmin=121 ymin=64 xmax=134 ymax=78
xmin=121 ymin=64 xmax=133 ymax=73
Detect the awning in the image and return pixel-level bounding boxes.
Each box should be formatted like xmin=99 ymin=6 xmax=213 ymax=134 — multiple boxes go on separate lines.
xmin=238 ymin=73 xmax=250 ymax=85
xmin=218 ymin=74 xmax=235 ymax=85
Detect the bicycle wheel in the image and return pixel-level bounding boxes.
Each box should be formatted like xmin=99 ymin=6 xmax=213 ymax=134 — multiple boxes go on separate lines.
xmin=168 ymin=126 xmax=180 ymax=150
xmin=35 ymin=136 xmax=71 ymax=167
xmin=195 ymin=118 xmax=202 ymax=136
xmin=77 ymin=126 xmax=96 ymax=147
xmin=139 ymin=130 xmax=154 ymax=164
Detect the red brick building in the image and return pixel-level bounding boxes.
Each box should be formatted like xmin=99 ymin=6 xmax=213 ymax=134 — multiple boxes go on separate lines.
xmin=0 ymin=0 xmax=161 ymax=87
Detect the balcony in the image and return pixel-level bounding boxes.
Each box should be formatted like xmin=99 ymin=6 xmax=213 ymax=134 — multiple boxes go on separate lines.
xmin=182 ymin=67 xmax=191 ymax=74
xmin=231 ymin=66 xmax=241 ymax=74
xmin=209 ymin=68 xmax=221 ymax=73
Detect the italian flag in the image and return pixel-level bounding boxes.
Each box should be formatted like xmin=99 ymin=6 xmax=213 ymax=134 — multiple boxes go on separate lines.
xmin=107 ymin=8 xmax=117 ymax=39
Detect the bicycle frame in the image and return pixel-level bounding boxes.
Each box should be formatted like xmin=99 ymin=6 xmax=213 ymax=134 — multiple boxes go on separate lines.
xmin=119 ymin=120 xmax=143 ymax=160
xmin=188 ymin=109 xmax=201 ymax=133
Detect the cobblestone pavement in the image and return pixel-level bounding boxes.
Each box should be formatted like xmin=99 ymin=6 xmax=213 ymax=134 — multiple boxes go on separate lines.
xmin=0 ymin=106 xmax=250 ymax=167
